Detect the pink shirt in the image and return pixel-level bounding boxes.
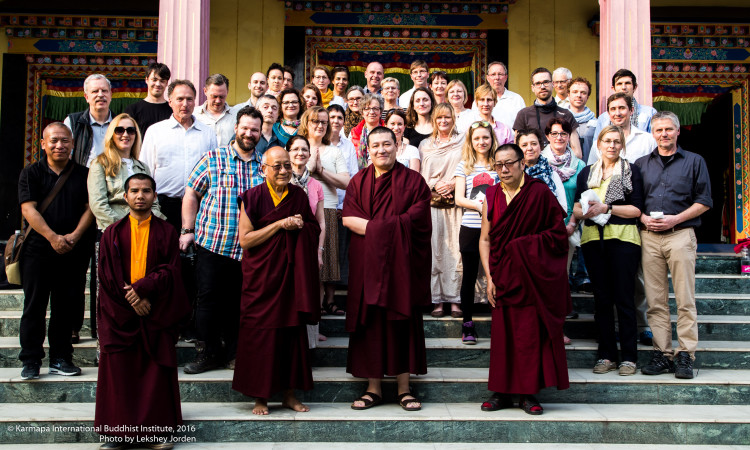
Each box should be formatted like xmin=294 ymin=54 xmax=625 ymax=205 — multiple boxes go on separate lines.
xmin=492 ymin=119 xmax=514 ymax=146
xmin=306 ymin=177 xmax=324 ymax=214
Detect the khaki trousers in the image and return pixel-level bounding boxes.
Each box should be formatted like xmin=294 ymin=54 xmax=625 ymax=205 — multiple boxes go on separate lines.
xmin=640 ymin=228 xmax=698 ymax=358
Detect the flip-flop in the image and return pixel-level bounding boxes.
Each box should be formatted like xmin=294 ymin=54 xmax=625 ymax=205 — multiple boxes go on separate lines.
xmin=351 ymin=391 xmax=383 ymax=410
xmin=481 ymin=393 xmax=513 ymax=412
xmin=397 ymin=392 xmax=422 ymax=411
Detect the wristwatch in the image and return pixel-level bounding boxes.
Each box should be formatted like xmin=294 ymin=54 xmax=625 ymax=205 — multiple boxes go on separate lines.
xmin=180 ymin=228 xmax=195 ymax=235
xmin=607 ymin=204 xmax=613 ymax=214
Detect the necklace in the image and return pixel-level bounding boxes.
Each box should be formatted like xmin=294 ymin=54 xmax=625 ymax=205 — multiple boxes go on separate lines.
xmin=282 ymin=119 xmax=300 ymax=127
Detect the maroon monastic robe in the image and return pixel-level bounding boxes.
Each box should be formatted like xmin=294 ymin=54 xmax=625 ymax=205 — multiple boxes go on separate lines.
xmin=95 ymin=215 xmax=191 ymax=437
xmin=343 ymin=162 xmax=432 ymax=378
xmin=486 ymin=174 xmax=571 ymax=394
xmin=232 ymin=184 xmax=321 ymax=399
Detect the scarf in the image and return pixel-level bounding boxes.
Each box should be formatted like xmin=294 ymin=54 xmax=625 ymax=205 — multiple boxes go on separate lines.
xmin=282 ymin=119 xmax=300 ymax=127
xmin=525 ymin=156 xmax=557 ymax=195
xmin=572 ymin=106 xmax=595 ymax=124
xmin=290 ymin=167 xmax=311 ymax=195
xmin=533 ymin=97 xmax=558 ymax=131
xmin=631 ymin=98 xmax=641 ymax=130
xmin=542 ymin=145 xmax=579 ymax=182
xmin=344 ymin=110 xmax=363 ymax=136
xmin=587 ymin=157 xmax=633 ymax=205
xmin=321 ymin=89 xmax=333 ymax=108
xmin=358 ymin=125 xmax=372 ymax=170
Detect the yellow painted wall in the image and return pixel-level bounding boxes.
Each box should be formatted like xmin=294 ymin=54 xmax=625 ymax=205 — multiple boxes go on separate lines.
xmin=508 ymin=0 xmax=600 ymax=110
xmin=209 ymin=0 xmax=285 ymax=105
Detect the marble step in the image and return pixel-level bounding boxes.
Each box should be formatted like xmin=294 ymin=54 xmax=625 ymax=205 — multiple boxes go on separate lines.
xmin=319 ymin=313 xmax=750 ymax=341
xmin=1 ymin=366 xmax=750 ymax=405
xmin=2 ymin=445 xmax=747 ymax=450
xmin=0 ymin=337 xmax=748 ymax=370
xmin=0 ymin=402 xmax=749 ymax=445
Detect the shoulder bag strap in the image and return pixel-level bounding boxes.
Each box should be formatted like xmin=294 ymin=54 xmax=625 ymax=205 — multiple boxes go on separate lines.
xmin=22 ymin=161 xmax=75 ymax=239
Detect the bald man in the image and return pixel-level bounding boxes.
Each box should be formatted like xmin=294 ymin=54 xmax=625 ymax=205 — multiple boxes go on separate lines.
xmin=364 ymin=62 xmax=384 ymax=95
xmin=18 ymin=123 xmax=95 ymax=380
xmin=232 ymin=146 xmax=321 ymax=415
xmin=232 ymin=72 xmax=268 ymax=114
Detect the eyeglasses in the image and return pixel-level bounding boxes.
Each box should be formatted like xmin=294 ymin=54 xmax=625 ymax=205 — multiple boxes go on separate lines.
xmin=281 ymin=100 xmax=299 ymax=106
xmin=471 ymin=121 xmax=491 ymax=129
xmin=347 ymin=97 xmax=362 ymax=102
xmin=549 ymin=131 xmax=569 ymax=138
xmin=311 ymin=119 xmax=328 ymax=126
xmin=264 ymin=163 xmax=292 ymax=172
xmin=532 ymin=80 xmax=552 ymax=88
xmin=600 ymin=139 xmax=623 ymax=146
xmin=364 ymin=106 xmax=381 ymax=112
xmin=382 ymin=86 xmax=398 ymax=91
xmin=494 ymin=158 xmax=522 ymax=170
xmin=114 ymin=126 xmax=137 ymax=135
xmin=313 ymin=75 xmax=328 ymax=80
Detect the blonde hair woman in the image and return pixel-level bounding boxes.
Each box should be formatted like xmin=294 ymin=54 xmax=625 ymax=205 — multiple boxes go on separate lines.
xmin=419 ymin=103 xmax=465 ymax=317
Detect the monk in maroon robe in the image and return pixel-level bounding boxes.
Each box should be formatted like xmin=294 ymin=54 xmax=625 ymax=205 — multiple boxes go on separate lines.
xmin=478 ymin=144 xmax=571 ymax=415
xmin=96 ymin=174 xmax=191 ymax=446
xmin=343 ymin=127 xmax=431 ymax=411
xmin=232 ymin=146 xmax=321 ymax=415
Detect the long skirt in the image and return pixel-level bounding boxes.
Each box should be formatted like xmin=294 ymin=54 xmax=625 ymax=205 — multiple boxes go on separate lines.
xmin=430 ymin=206 xmax=463 ymax=303
xmin=347 ymin=306 xmax=427 ymax=378
xmin=95 ymin=345 xmax=182 ymax=437
xmin=320 ymin=208 xmax=340 ymax=283
xmin=232 ymin=326 xmax=313 ymax=399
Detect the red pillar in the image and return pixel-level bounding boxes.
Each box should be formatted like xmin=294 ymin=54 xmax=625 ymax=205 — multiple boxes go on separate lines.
xmin=157 ymin=0 xmax=210 ymax=103
xmin=598 ymin=0 xmax=653 ymax=112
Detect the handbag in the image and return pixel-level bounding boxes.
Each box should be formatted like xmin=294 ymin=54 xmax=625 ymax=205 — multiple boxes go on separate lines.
xmin=4 ymin=162 xmax=74 ymax=285
xmin=430 ymin=189 xmax=455 ymax=209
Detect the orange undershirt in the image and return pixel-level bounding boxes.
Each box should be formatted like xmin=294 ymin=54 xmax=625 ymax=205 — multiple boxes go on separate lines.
xmin=129 ymin=215 xmax=151 ymax=284
xmin=501 ymin=175 xmax=525 ymax=205
xmin=267 ymin=179 xmax=288 ymax=207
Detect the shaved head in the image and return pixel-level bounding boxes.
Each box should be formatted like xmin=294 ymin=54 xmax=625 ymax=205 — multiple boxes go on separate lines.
xmin=263 ymin=146 xmax=288 ymax=164
xmin=263 ymin=146 xmax=292 ymax=188
xmin=42 ymin=122 xmax=72 ymax=139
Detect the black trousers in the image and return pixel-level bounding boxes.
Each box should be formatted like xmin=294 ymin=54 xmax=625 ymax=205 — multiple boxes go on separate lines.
xmin=19 ymin=235 xmax=90 ymax=364
xmin=582 ymin=238 xmax=641 ymax=363
xmin=459 ymin=226 xmax=482 ymax=323
xmin=195 ymin=245 xmax=241 ymax=361
xmin=157 ymin=194 xmax=183 ymax=231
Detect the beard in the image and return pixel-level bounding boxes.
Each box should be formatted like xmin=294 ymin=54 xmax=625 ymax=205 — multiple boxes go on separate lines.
xmin=236 ymin=135 xmax=258 ymax=152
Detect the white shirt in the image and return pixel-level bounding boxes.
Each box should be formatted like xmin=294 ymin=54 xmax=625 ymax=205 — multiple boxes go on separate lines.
xmin=121 ymin=158 xmax=135 ymax=176
xmin=141 ymin=115 xmax=218 ymax=198
xmin=587 ymin=126 xmax=657 ymax=165
xmin=307 ymin=145 xmax=348 ymax=209
xmin=471 ymin=88 xmax=526 ymax=130
xmin=399 ymin=87 xmax=416 ymax=109
xmin=63 ymin=111 xmax=112 ymax=167
xmin=552 ymin=171 xmax=568 ymax=212
xmin=195 ymin=103 xmax=236 ymax=146
xmin=229 ymin=97 xmax=256 ymax=118
xmin=396 ymin=144 xmax=421 ymax=169
xmin=555 ymin=95 xmax=571 ymax=109
xmin=330 ymin=96 xmax=346 ymax=108
xmin=455 ymin=109 xmax=477 ymax=134
xmin=334 ymin=136 xmax=359 ymax=209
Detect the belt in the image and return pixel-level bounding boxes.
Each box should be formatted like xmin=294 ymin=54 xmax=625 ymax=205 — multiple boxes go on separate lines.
xmin=646 ymin=226 xmax=692 ymax=235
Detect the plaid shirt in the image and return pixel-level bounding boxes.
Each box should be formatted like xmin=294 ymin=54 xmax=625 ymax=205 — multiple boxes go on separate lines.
xmin=188 ymin=142 xmax=264 ymax=260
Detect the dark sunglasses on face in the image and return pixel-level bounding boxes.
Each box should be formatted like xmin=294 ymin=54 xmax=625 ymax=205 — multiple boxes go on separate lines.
xmin=114 ymin=126 xmax=137 ymax=136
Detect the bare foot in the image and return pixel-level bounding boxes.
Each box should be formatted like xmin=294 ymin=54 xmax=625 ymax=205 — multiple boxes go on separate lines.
xmin=253 ymin=398 xmax=269 ymax=415
xmin=398 ymin=393 xmax=421 ymax=410
xmin=282 ymin=392 xmax=310 ymax=412
xmin=318 ymin=333 xmax=328 ymax=342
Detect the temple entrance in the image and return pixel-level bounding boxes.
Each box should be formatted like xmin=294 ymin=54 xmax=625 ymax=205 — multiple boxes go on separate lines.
xmin=677 ymin=93 xmax=734 ymax=243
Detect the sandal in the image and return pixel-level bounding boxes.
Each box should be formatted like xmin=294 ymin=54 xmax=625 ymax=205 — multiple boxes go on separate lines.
xmin=481 ymin=392 xmax=513 ymax=412
xmin=324 ymin=301 xmax=346 ymax=316
xmin=519 ymin=395 xmax=544 ymax=415
xmin=351 ymin=392 xmax=382 ymax=410
xmin=397 ymin=392 xmax=422 ymax=411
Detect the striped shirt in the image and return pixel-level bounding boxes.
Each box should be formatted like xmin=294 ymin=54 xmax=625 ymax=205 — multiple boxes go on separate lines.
xmin=454 ymin=162 xmax=497 ymax=228
xmin=188 ymin=143 xmax=264 ymax=260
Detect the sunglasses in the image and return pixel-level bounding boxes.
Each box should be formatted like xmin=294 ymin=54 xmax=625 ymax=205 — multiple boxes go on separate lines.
xmin=471 ymin=121 xmax=491 ymax=129
xmin=114 ymin=126 xmax=137 ymax=136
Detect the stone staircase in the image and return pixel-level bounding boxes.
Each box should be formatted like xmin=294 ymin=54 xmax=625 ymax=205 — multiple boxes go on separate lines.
xmin=0 ymin=254 xmax=749 ymax=446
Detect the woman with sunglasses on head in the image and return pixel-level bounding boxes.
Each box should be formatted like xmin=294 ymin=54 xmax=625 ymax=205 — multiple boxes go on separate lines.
xmin=298 ymin=106 xmax=351 ymax=316
xmin=474 ymin=84 xmax=514 ymax=146
xmin=273 ymin=88 xmax=306 ymax=147
xmin=454 ymin=121 xmax=499 ymax=344
xmin=87 ymin=114 xmax=166 ymax=350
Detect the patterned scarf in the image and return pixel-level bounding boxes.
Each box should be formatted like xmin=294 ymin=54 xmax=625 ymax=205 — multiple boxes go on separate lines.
xmin=290 ymin=167 xmax=311 ymax=195
xmin=587 ymin=157 xmax=633 ymax=205
xmin=525 ymin=156 xmax=557 ymax=194
xmin=631 ymin=98 xmax=641 ymax=130
xmin=572 ymin=106 xmax=595 ymax=124
xmin=344 ymin=110 xmax=363 ymax=136
xmin=542 ymin=145 xmax=580 ymax=182
xmin=357 ymin=126 xmax=372 ymax=170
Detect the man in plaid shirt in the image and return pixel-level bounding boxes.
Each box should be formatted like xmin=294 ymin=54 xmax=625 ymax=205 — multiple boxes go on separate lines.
xmin=179 ymin=106 xmax=266 ymax=374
